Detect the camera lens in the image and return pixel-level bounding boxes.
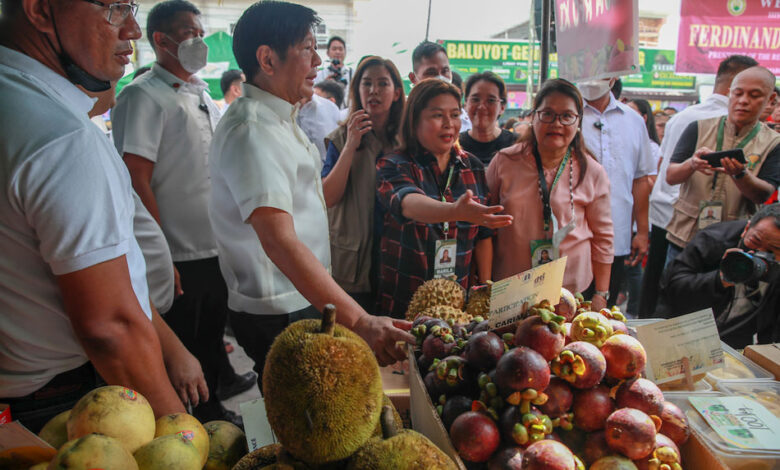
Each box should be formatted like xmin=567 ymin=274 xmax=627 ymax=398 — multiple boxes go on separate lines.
xmin=721 ymin=251 xmax=767 ymax=284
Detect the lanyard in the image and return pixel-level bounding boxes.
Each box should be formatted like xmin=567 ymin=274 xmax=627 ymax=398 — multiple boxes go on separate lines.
xmin=711 ymin=116 xmax=761 ymax=192
xmin=439 ymin=164 xmax=456 ymax=236
xmin=533 ymin=148 xmax=572 ymax=232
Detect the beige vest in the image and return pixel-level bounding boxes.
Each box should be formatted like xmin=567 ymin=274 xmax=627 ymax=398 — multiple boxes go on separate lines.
xmin=667 ymin=117 xmax=780 ymax=247
xmin=325 ymin=126 xmax=395 ymax=292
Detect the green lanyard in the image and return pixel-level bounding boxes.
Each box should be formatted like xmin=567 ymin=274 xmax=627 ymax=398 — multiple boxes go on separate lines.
xmin=533 ymin=148 xmax=572 ymax=232
xmin=440 ymin=164 xmax=456 ymax=235
xmin=711 ymin=116 xmax=761 ymax=191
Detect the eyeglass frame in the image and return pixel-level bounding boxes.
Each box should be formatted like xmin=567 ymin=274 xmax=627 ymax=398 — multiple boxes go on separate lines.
xmin=466 ymin=96 xmax=505 ymax=107
xmin=80 ymin=0 xmax=139 ymax=25
xmin=534 ymin=110 xmax=580 ymax=126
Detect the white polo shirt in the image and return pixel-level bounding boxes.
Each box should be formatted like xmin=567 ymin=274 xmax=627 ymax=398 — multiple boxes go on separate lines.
xmin=582 ymin=94 xmax=656 ymax=256
xmin=0 ymin=46 xmax=151 ymax=397
xmin=297 ymin=93 xmax=341 ymax=163
xmin=132 ymin=192 xmax=175 ymax=314
xmin=210 ymin=84 xmax=331 ymax=315
xmin=649 ymin=94 xmax=729 ymax=229
xmin=112 ymin=63 xmax=220 ymax=262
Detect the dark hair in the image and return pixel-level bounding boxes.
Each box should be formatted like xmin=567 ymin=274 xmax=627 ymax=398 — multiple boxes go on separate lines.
xmin=630 ymin=99 xmax=660 ymax=145
xmin=133 ymin=66 xmax=151 ymax=79
xmin=348 ymin=56 xmax=405 ymax=143
xmin=715 ymin=55 xmax=759 ymax=86
xmin=531 ymin=78 xmax=590 ymax=187
xmin=327 ymin=36 xmax=345 ymax=50
xmin=412 ymin=41 xmax=447 ymax=71
xmin=220 ymin=69 xmax=244 ymax=95
xmin=663 ymin=106 xmax=677 ymax=113
xmin=464 ymin=71 xmax=507 ymax=103
xmin=451 ymin=71 xmax=463 ymax=90
xmin=399 ymin=79 xmax=461 ymax=157
xmin=611 ymin=78 xmax=623 ymax=100
xmin=748 ymin=203 xmax=780 ymax=229
xmin=232 ymin=1 xmax=321 ymax=81
xmin=314 ymin=79 xmax=345 ymax=108
xmin=503 ymin=117 xmax=518 ymax=130
xmin=146 ymin=0 xmax=201 ymax=50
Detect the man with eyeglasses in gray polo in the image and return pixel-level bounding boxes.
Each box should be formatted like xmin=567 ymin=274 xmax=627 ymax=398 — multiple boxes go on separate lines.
xmin=0 ymin=0 xmax=189 ymax=431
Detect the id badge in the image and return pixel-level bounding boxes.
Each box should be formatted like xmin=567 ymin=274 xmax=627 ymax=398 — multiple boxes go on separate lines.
xmin=698 ymin=201 xmax=723 ymax=230
xmin=434 ymin=238 xmax=457 ymax=278
xmin=531 ymin=239 xmax=554 ymax=267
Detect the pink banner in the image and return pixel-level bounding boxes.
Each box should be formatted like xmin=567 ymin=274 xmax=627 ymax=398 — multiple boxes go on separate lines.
xmin=554 ymin=0 xmax=640 ymax=82
xmin=676 ymin=0 xmax=780 ymax=76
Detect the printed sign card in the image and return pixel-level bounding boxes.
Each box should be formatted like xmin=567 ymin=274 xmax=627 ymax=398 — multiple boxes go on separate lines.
xmin=689 ymin=396 xmax=780 ymax=451
xmin=488 ymin=257 xmax=567 ymax=330
xmin=635 ymin=309 xmax=724 ymax=384
xmin=240 ymin=399 xmax=276 ymax=451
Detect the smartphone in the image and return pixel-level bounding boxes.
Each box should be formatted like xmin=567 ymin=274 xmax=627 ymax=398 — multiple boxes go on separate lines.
xmin=701 ymin=149 xmax=745 ymax=168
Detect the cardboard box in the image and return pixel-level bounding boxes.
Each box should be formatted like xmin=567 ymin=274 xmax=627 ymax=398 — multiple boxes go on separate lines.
xmin=744 ymin=343 xmax=780 ymax=380
xmin=0 ymin=404 xmax=10 ymax=425
xmin=408 ymin=346 xmax=728 ymax=470
xmin=380 ymin=363 xmax=411 ymax=429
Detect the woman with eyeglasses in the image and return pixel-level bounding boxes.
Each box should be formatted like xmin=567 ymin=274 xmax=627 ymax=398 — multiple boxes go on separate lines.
xmin=487 ymin=79 xmax=614 ymax=310
xmin=459 ymin=72 xmax=517 ymax=166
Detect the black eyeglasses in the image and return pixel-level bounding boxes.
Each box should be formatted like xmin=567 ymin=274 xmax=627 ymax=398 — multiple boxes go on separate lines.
xmin=535 ymin=110 xmax=579 ymax=126
xmin=80 ymin=0 xmax=138 ymax=25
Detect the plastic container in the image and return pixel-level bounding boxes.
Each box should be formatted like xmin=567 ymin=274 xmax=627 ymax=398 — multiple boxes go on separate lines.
xmin=716 ymin=380 xmax=780 ymax=420
xmin=706 ymin=342 xmax=774 ymax=386
xmin=667 ymin=392 xmax=780 ymax=470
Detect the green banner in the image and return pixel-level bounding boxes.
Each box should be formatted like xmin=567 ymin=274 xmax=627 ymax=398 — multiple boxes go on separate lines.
xmin=622 ymin=48 xmax=696 ymax=90
xmin=440 ymin=39 xmax=695 ymax=90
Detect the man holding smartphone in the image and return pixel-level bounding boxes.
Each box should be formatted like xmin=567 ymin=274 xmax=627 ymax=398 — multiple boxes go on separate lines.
xmin=665 ymin=66 xmax=780 ymax=262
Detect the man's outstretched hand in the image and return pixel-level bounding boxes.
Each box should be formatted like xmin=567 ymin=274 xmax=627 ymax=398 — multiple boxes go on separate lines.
xmin=352 ymin=314 xmax=415 ymax=366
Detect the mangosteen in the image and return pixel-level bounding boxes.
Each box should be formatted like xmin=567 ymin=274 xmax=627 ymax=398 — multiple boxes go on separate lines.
xmin=659 ymin=401 xmax=690 ymax=447
xmin=499 ymin=406 xmax=552 ymax=447
xmin=572 ymin=384 xmax=615 ymax=432
xmin=633 ymin=433 xmax=681 ymax=470
xmin=551 ymin=341 xmax=606 ymax=389
xmin=487 ymin=446 xmax=524 ymax=470
xmin=521 ymin=439 xmax=578 ymax=470
xmin=539 ymin=377 xmax=574 ymax=418
xmin=615 ymin=378 xmax=664 ymax=417
xmin=465 ymin=331 xmax=505 ymax=371
xmin=570 ymin=311 xmax=613 ymax=347
xmin=450 ymin=411 xmax=501 ymax=463
xmin=582 ymin=431 xmax=611 ymax=465
xmin=441 ymin=395 xmax=473 ymax=431
xmin=514 ymin=314 xmax=565 ymax=361
xmin=495 ymin=347 xmax=551 ymax=397
xmin=605 ymin=408 xmax=658 ymax=460
xmin=422 ymin=329 xmax=455 ymax=360
xmin=601 ymin=334 xmax=647 ymax=380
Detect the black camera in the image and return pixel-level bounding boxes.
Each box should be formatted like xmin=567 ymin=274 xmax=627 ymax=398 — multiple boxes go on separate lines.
xmin=720 ymin=250 xmax=778 ymax=284
xmin=327 ymin=59 xmax=347 ymax=85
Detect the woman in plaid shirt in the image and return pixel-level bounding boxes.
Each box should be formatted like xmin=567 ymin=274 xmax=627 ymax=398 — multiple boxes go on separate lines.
xmin=375 ymin=79 xmax=513 ymax=318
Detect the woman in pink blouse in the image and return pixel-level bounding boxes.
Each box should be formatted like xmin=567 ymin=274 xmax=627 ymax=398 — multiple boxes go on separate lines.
xmin=487 ymin=79 xmax=614 ymax=310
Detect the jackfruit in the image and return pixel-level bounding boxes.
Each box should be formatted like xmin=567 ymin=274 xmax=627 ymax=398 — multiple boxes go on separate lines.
xmin=231 ymin=443 xmax=280 ymax=470
xmin=204 ymin=420 xmax=248 ymax=470
xmin=405 ymin=278 xmax=465 ymax=320
xmin=38 ymin=409 xmax=70 ymax=449
xmin=262 ymin=305 xmax=383 ymax=465
xmin=50 ymin=433 xmax=138 ymax=470
xmin=372 ymin=395 xmax=403 ymax=437
xmin=465 ymin=281 xmax=492 ymax=318
xmin=418 ymin=305 xmax=472 ymax=325
xmin=346 ymin=406 xmax=457 ymax=470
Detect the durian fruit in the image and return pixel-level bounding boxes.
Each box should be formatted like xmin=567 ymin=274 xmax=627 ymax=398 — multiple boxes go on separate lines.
xmin=418 ymin=305 xmax=472 ymax=325
xmin=405 ymin=278 xmax=465 ymax=320
xmin=346 ymin=406 xmax=458 ymax=470
xmin=231 ymin=443 xmax=281 ymax=470
xmin=465 ymin=281 xmax=492 ymax=318
xmin=372 ymin=395 xmax=403 ymax=437
xmin=262 ymin=305 xmax=383 ymax=465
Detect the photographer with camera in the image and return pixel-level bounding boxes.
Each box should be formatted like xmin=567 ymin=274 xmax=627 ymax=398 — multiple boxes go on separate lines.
xmin=657 ymin=203 xmax=780 ymax=348
xmin=316 ymin=36 xmax=352 ymax=108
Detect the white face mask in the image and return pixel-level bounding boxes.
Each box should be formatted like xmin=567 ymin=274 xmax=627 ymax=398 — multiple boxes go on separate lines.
xmin=577 ymin=80 xmax=611 ymax=101
xmin=167 ymin=35 xmax=209 ymax=73
xmin=434 ymin=74 xmax=452 ymax=84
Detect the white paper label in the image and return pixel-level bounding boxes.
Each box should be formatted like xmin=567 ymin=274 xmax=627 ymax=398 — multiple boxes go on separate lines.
xmin=239 ymin=398 xmax=277 ymax=451
xmin=690 ymin=396 xmax=780 ymax=451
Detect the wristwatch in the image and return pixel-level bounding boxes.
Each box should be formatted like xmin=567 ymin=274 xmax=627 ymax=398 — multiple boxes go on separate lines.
xmin=733 ymin=169 xmax=747 ymax=179
xmin=594 ymin=290 xmax=610 ymax=299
